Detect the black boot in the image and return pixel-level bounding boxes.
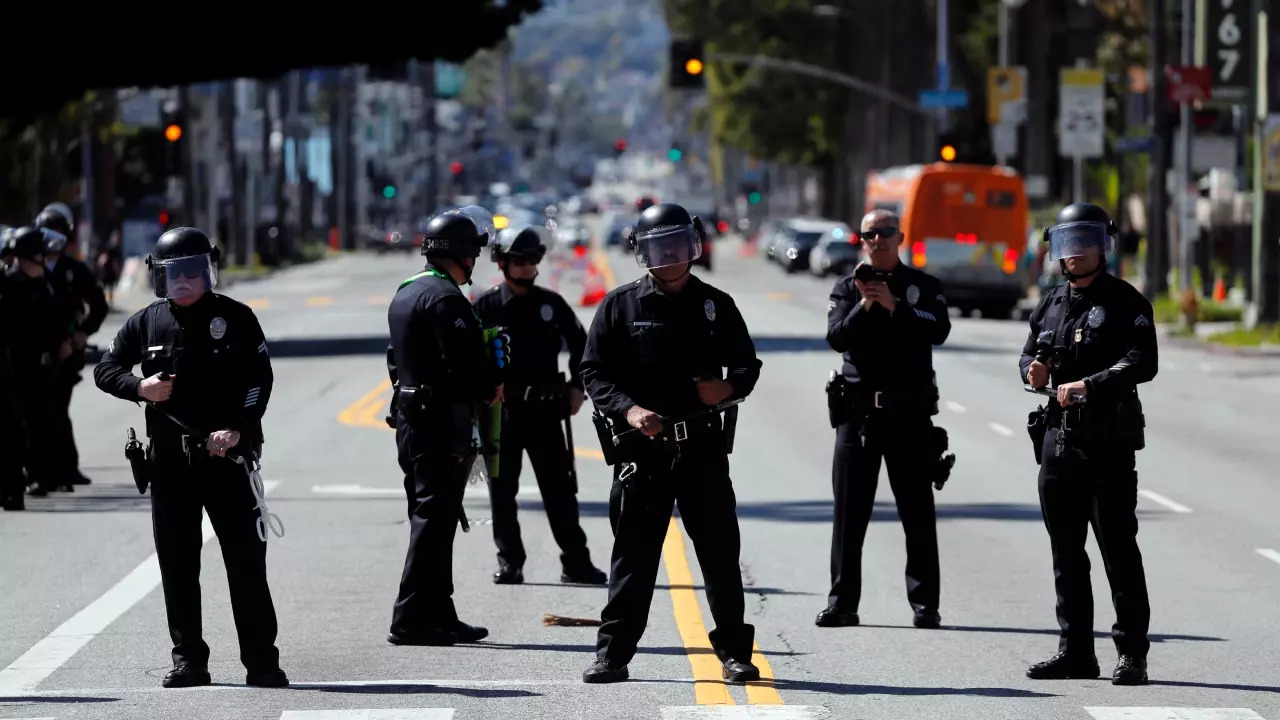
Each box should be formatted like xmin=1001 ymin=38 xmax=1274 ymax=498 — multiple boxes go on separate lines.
xmin=1 ymin=494 xmax=24 ymax=511
xmin=582 ymin=659 xmax=629 ymax=683
xmin=912 ymin=609 xmax=942 ymax=629
xmin=722 ymin=659 xmax=761 ymax=683
xmin=814 ymin=606 xmax=859 ymax=627
xmin=246 ymin=668 xmax=290 ymax=688
xmin=1112 ymin=655 xmax=1148 ymax=686
xmin=561 ymin=563 xmax=607 ymax=585
xmin=162 ymin=665 xmax=212 ymax=689
xmin=1026 ymin=651 xmax=1101 ymax=680
xmin=493 ymin=562 xmax=524 ymax=585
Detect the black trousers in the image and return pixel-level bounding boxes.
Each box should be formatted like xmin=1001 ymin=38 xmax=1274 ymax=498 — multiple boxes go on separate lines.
xmin=0 ymin=367 xmax=24 ymax=499
xmin=1037 ymin=427 xmax=1151 ymax=658
xmin=13 ymin=368 xmax=57 ymax=491
xmin=49 ymin=367 xmax=82 ymax=483
xmin=489 ymin=403 xmax=590 ymax=569
xmin=390 ymin=422 xmax=473 ymax=635
xmin=596 ymin=442 xmax=754 ymax=666
xmin=149 ymin=439 xmax=280 ymax=671
xmin=828 ymin=412 xmax=940 ymax=613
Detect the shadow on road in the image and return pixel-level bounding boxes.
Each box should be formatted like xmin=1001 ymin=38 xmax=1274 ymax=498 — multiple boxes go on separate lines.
xmin=857 ymin=623 xmax=1224 ymax=643
xmin=295 ymin=683 xmax=540 ymax=698
xmin=518 ymin=582 xmax=814 ymax=596
xmin=548 ymin=499 xmax=1160 ymax=525
xmin=768 ymin=678 xmax=1056 ymax=698
xmin=0 ymin=696 xmax=119 ymax=703
xmin=469 ymin=642 xmax=806 ymax=658
xmin=1151 ymin=679 xmax=1279 ymax=694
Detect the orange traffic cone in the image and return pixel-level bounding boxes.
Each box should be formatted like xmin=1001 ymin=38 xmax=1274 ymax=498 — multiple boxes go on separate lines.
xmin=739 ymin=235 xmax=758 ymax=258
xmin=580 ymin=262 xmax=607 ymax=307
xmin=1213 ymin=276 xmax=1227 ymax=302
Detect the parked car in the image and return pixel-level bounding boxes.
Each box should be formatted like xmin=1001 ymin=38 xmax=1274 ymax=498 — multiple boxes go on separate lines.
xmin=775 ymin=218 xmax=846 ymax=273
xmin=807 ymin=224 xmax=859 ymax=277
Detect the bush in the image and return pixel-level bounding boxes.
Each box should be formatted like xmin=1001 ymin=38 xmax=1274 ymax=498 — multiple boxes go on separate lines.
xmin=1151 ymin=293 xmax=1242 ymax=324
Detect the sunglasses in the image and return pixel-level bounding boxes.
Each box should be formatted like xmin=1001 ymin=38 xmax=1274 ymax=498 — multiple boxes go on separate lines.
xmin=859 ymin=227 xmax=899 ymax=241
xmin=507 ymin=256 xmax=538 ymax=267
xmin=166 ymin=266 xmax=206 ymax=280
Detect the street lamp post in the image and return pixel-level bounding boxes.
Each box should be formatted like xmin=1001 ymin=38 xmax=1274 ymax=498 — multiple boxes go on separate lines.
xmin=996 ymin=0 xmax=1029 ymax=167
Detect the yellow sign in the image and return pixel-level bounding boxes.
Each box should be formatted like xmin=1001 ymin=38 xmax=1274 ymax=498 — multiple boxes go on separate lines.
xmin=1061 ymin=67 xmax=1105 ymax=87
xmin=1265 ymin=115 xmax=1280 ymax=192
xmin=987 ymin=66 xmax=1027 ymax=125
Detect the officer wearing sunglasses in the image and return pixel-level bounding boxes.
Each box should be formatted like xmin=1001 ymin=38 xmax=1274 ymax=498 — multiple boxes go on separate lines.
xmin=819 ymin=209 xmax=951 ymax=631
xmin=94 ymin=227 xmax=288 ymax=689
xmin=1019 ymin=202 xmax=1156 ymax=686
xmin=472 ymin=226 xmax=607 ymax=587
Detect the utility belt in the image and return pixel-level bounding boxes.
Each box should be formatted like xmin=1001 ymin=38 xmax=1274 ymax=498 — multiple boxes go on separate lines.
xmin=591 ymin=401 xmax=739 ymax=467
xmin=505 ymin=378 xmax=569 ymax=406
xmin=1026 ymin=396 xmax=1146 ymax=465
xmin=825 ymin=373 xmax=937 ymax=428
xmin=149 ymin=433 xmax=259 ymax=465
xmin=388 ymin=384 xmax=434 ymax=428
xmin=390 ymin=383 xmax=477 ymax=457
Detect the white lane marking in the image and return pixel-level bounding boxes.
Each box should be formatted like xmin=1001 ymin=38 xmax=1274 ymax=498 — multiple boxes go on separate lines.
xmin=988 ymin=422 xmax=1015 ymax=437
xmin=1084 ymin=709 xmax=1265 ymax=720
xmin=1136 ymin=489 xmax=1193 ymax=514
xmin=0 ymin=481 xmax=281 ymax=696
xmin=661 ymin=709 xmax=830 ymax=719
xmin=311 ymin=485 xmax=536 ymax=497
xmin=282 ymin=711 xmax=455 ymax=720
xmin=944 ymin=401 xmax=967 ymax=413
xmin=11 ymin=678 xmax=606 ymax=697
xmin=1165 ymin=361 xmax=1179 ymax=370
xmin=1256 ymin=548 xmax=1280 ymax=566
xmin=1199 ymin=362 xmax=1214 ymax=373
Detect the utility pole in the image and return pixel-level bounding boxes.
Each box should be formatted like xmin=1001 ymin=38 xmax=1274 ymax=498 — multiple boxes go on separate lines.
xmin=178 ymin=86 xmax=198 ymax=228
xmin=1259 ymin=2 xmax=1280 ymax=322
xmin=936 ymin=0 xmax=951 ymax=133
xmin=1148 ymin=0 xmax=1172 ymax=299
xmin=1177 ymin=0 xmax=1195 ymax=291
xmin=221 ymin=81 xmax=243 ymax=264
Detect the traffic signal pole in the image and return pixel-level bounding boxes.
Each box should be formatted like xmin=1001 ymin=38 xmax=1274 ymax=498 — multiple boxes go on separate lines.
xmin=1148 ymin=0 xmax=1172 ymax=299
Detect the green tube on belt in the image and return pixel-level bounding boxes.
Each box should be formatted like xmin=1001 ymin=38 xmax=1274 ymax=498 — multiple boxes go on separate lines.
xmin=481 ymin=326 xmax=507 ymax=481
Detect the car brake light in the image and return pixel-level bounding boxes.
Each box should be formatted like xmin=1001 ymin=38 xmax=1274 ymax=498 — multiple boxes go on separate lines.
xmin=716 ymin=220 xmax=729 ymax=233
xmin=1002 ymin=248 xmax=1018 ymax=274
xmin=955 ymin=233 xmax=977 ymax=244
xmin=911 ymin=241 xmax=926 ymax=267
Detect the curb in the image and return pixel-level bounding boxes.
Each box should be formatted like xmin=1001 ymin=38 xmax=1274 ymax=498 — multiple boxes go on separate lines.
xmin=1155 ymin=328 xmax=1280 ymax=357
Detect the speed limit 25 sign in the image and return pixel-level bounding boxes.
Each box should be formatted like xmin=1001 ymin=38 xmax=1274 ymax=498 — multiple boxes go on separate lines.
xmin=1205 ymin=0 xmax=1252 ymax=105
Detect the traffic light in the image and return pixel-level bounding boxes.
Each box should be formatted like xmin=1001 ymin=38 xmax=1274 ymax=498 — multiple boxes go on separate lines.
xmin=161 ymin=106 xmax=185 ymax=176
xmin=937 ymin=133 xmax=959 ymax=163
xmin=669 ymin=39 xmax=706 ymax=89
xmin=450 ymin=161 xmax=464 ymax=176
xmin=382 ymin=184 xmax=397 ymax=199
xmin=613 ymin=138 xmax=628 ymax=158
xmin=667 ymin=146 xmax=683 ymax=162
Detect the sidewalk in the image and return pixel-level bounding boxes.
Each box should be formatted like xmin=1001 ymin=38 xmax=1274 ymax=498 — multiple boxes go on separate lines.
xmin=1156 ymin=321 xmax=1280 ymax=357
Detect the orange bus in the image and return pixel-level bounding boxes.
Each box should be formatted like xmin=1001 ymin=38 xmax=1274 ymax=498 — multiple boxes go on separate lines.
xmin=865 ymin=163 xmax=1029 ymax=318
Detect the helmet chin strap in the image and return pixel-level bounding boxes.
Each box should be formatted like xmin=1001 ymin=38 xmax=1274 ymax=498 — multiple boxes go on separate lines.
xmin=651 ymin=263 xmax=691 ymax=287
xmin=1060 ymin=258 xmax=1103 ymax=282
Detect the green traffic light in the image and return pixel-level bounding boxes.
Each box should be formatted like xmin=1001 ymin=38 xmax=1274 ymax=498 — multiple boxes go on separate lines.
xmin=668 ymin=147 xmax=683 ymax=162
xmin=748 ymin=191 xmax=762 ymax=205
xmin=382 ymin=185 xmax=396 ymax=199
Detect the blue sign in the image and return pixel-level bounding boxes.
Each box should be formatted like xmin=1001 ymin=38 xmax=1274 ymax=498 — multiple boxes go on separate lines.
xmin=1115 ymin=135 xmax=1157 ymax=154
xmin=919 ymin=89 xmax=969 ymax=109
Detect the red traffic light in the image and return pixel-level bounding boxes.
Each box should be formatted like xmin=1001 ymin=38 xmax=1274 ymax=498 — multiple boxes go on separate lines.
xmin=158 ymin=211 xmax=170 ymax=226
xmin=716 ymin=220 xmax=729 ymax=233
xmin=450 ymin=161 xmax=464 ymax=176
xmin=614 ymin=139 xmax=628 ymax=152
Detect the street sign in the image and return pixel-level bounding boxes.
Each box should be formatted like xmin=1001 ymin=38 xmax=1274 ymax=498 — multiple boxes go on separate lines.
xmin=1204 ymin=0 xmax=1251 ymax=104
xmin=991 ymin=123 xmax=1018 ymax=159
xmin=919 ymin=89 xmax=969 ymax=109
xmin=987 ymin=66 xmax=1027 ymax=125
xmin=1058 ymin=68 xmax=1105 ymax=158
xmin=1165 ymin=65 xmax=1212 ymax=104
xmin=1115 ymin=135 xmax=1157 ymax=154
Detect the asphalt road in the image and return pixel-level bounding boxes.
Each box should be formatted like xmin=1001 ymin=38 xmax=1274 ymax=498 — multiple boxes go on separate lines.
xmin=3 ymin=229 xmax=1279 ymax=720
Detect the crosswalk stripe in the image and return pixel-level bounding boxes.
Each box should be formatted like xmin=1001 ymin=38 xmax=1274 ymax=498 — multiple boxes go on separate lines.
xmin=281 ymin=711 xmax=454 ymax=720
xmin=660 ymin=708 xmax=829 ymax=719
xmin=307 ymin=296 xmax=334 ymax=307
xmin=1084 ymin=709 xmax=1266 ymax=720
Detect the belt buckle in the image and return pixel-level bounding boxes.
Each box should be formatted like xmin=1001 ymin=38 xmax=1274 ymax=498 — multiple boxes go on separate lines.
xmin=873 ymin=391 xmax=883 ymax=409
xmin=673 ymin=421 xmax=688 ymax=442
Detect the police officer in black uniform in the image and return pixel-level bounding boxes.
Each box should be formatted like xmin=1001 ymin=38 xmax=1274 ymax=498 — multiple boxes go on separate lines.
xmin=817 ymin=209 xmax=951 ymax=630
xmin=94 ymin=227 xmax=288 ymax=689
xmin=580 ymin=202 xmax=762 ymax=684
xmin=1019 ymin=203 xmax=1156 ymax=686
xmin=473 ymin=225 xmax=607 ymax=586
xmin=386 ymin=206 xmax=502 ymax=646
xmin=34 ymin=204 xmax=108 ymax=487
xmin=0 ymin=227 xmax=19 ymax=510
xmin=2 ymin=227 xmax=74 ymax=499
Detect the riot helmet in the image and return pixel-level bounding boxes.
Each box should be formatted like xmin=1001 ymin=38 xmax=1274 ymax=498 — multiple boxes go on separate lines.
xmin=421 ymin=205 xmax=495 ymax=260
xmin=8 ymin=226 xmax=51 ymax=262
xmin=490 ymin=226 xmax=548 ymax=263
xmin=34 ymin=206 xmax=73 ymax=247
xmin=628 ymin=202 xmax=704 ymax=270
xmin=147 ymin=226 xmax=220 ymax=300
xmin=1044 ymin=203 xmax=1116 ymax=262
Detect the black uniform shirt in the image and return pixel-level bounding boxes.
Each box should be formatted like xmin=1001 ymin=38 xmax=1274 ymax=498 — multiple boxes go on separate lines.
xmin=49 ymin=255 xmax=108 ymax=336
xmin=0 ymin=272 xmax=72 ymax=370
xmin=1018 ymin=271 xmax=1158 ymax=404
xmin=94 ymin=292 xmax=274 ymax=442
xmin=472 ymin=282 xmax=587 ymax=391
xmin=581 ymin=273 xmax=761 ymax=420
xmin=826 ymin=263 xmax=951 ymax=390
xmin=387 ymin=268 xmax=499 ymax=405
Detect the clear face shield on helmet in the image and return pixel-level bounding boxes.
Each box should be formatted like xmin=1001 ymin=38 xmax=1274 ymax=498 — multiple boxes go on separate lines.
xmin=1045 ymin=221 xmax=1113 ymax=262
xmin=39 ymin=227 xmax=67 ymax=255
xmin=633 ymin=224 xmax=703 ymax=270
xmin=456 ymin=205 xmax=497 ymax=247
xmin=150 ymin=253 xmax=217 ymax=300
